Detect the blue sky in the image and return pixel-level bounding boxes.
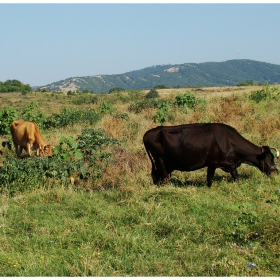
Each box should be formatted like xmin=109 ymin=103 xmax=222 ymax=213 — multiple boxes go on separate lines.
xmin=1 ymin=3 xmax=280 ymax=86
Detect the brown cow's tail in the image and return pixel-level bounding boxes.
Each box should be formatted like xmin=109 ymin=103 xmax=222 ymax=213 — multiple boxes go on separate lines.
xmin=10 ymin=120 xmax=22 ymax=136
xmin=11 ymin=120 xmax=22 ymax=128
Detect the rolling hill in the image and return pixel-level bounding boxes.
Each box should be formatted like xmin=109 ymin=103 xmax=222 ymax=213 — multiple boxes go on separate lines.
xmin=39 ymin=59 xmax=280 ymax=93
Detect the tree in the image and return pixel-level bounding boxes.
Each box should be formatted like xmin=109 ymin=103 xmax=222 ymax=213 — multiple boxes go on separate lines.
xmin=0 ymin=79 xmax=32 ymax=93
xmin=108 ymin=87 xmax=125 ymax=94
xmin=154 ymin=84 xmax=170 ymax=89
xmin=82 ymin=88 xmax=89 ymax=93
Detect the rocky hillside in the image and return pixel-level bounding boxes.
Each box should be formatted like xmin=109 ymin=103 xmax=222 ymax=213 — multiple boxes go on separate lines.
xmin=39 ymin=59 xmax=280 ymax=93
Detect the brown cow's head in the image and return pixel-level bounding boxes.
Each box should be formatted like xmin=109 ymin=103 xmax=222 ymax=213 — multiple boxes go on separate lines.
xmin=257 ymin=146 xmax=278 ymax=175
xmin=39 ymin=145 xmax=54 ymax=157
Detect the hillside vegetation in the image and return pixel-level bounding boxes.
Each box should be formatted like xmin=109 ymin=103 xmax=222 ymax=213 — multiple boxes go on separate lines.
xmin=0 ymin=84 xmax=280 ymax=276
xmin=39 ymin=59 xmax=280 ymax=93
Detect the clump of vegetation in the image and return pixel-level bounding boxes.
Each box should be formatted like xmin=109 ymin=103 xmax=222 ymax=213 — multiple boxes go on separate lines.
xmin=250 ymin=83 xmax=280 ymax=103
xmin=108 ymin=87 xmax=125 ymax=94
xmin=0 ymin=107 xmax=18 ymax=135
xmin=0 ymin=128 xmax=118 ymax=195
xmin=0 ymin=79 xmax=32 ymax=94
xmin=174 ymin=91 xmax=197 ymax=109
xmin=154 ymin=84 xmax=170 ymax=89
xmin=236 ymin=80 xmax=254 ymax=86
xmin=145 ymin=88 xmax=159 ymax=99
xmin=153 ymin=100 xmax=173 ymax=125
xmin=128 ymin=99 xmax=158 ymax=113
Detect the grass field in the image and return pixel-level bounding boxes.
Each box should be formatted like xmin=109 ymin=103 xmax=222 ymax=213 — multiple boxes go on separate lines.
xmin=0 ymin=85 xmax=279 ymax=276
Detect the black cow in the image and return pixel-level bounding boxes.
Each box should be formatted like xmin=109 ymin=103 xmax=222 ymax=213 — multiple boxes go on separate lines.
xmin=143 ymin=123 xmax=279 ymax=187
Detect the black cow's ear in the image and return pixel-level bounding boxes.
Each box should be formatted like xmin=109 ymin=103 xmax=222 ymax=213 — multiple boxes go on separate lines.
xmin=257 ymin=153 xmax=265 ymax=161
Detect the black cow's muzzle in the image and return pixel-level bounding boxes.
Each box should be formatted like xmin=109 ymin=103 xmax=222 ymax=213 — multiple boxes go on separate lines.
xmin=266 ymin=166 xmax=278 ymax=176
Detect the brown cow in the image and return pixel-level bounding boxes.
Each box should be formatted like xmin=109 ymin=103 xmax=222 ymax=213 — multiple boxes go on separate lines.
xmin=10 ymin=120 xmax=54 ymax=158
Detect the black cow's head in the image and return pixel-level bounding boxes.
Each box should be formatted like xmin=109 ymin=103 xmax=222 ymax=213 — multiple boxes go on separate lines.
xmin=257 ymin=146 xmax=278 ymax=175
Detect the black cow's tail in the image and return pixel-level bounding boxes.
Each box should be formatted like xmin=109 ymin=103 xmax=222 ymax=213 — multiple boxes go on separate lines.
xmin=143 ymin=136 xmax=157 ymax=174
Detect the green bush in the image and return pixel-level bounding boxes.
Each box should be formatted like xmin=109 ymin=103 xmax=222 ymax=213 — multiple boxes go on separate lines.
xmin=20 ymin=102 xmax=47 ymax=129
xmin=0 ymin=79 xmax=32 ymax=93
xmin=175 ymin=91 xmax=197 ymax=109
xmin=154 ymin=84 xmax=170 ymax=89
xmin=0 ymin=107 xmax=18 ymax=135
xmin=129 ymin=99 xmax=158 ymax=114
xmin=236 ymin=80 xmax=254 ymax=86
xmin=153 ymin=100 xmax=173 ymax=125
xmin=44 ymin=107 xmax=101 ymax=129
xmin=145 ymin=88 xmax=159 ymax=99
xmin=98 ymin=101 xmax=114 ymax=115
xmin=250 ymin=84 xmax=280 ymax=103
xmin=108 ymin=87 xmax=125 ymax=94
xmin=0 ymin=129 xmax=118 ymax=195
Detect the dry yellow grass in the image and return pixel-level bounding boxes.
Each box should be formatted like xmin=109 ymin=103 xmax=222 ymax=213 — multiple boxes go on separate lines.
xmin=143 ymin=85 xmax=263 ymax=99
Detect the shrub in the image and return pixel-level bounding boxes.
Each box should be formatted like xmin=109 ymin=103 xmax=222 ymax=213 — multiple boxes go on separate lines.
xmin=0 ymin=129 xmax=118 ymax=195
xmin=250 ymin=84 xmax=280 ymax=103
xmin=0 ymin=107 xmax=18 ymax=135
xmin=20 ymin=101 xmax=47 ymax=128
xmin=175 ymin=91 xmax=197 ymax=109
xmin=0 ymin=79 xmax=32 ymax=93
xmin=44 ymin=107 xmax=101 ymax=129
xmin=249 ymin=84 xmax=280 ymax=103
xmin=128 ymin=99 xmax=158 ymax=114
xmin=98 ymin=101 xmax=114 ymax=115
xmin=145 ymin=88 xmax=159 ymax=99
xmin=154 ymin=84 xmax=170 ymax=89
xmin=153 ymin=100 xmax=173 ymax=125
xmin=108 ymin=87 xmax=125 ymax=94
xmin=236 ymin=80 xmax=254 ymax=86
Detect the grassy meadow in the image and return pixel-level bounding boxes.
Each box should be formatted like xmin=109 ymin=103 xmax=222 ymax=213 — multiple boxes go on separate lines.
xmin=0 ymin=85 xmax=280 ymax=276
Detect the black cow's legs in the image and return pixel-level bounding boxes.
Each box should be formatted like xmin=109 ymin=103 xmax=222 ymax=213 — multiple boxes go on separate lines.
xmin=230 ymin=169 xmax=239 ymax=181
xmin=157 ymin=158 xmax=169 ymax=184
xmin=207 ymin=166 xmax=216 ymax=187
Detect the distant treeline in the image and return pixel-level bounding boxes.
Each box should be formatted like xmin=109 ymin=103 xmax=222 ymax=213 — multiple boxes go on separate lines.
xmin=0 ymin=79 xmax=32 ymax=93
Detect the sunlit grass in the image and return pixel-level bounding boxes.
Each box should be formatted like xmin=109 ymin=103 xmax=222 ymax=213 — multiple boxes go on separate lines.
xmin=0 ymin=85 xmax=279 ymax=276
xmin=0 ymin=168 xmax=279 ymax=276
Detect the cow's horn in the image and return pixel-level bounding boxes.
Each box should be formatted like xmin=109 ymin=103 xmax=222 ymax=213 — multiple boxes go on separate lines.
xmin=270 ymin=147 xmax=279 ymax=158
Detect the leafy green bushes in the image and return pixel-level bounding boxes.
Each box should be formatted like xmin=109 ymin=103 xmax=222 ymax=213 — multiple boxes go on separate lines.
xmin=250 ymin=84 xmax=280 ymax=103
xmin=175 ymin=92 xmax=196 ymax=108
xmin=153 ymin=84 xmax=170 ymax=89
xmin=128 ymin=99 xmax=158 ymax=114
xmin=236 ymin=80 xmax=254 ymax=86
xmin=0 ymin=129 xmax=118 ymax=195
xmin=153 ymin=100 xmax=174 ymax=125
xmin=0 ymin=107 xmax=18 ymax=135
xmin=0 ymin=79 xmax=32 ymax=93
xmin=128 ymin=90 xmax=207 ymax=125
xmin=21 ymin=102 xmax=47 ymax=128
xmin=108 ymin=87 xmax=125 ymax=94
xmin=43 ymin=108 xmax=101 ymax=129
xmin=145 ymin=88 xmax=159 ymax=99
xmin=0 ymin=103 xmax=102 ymax=135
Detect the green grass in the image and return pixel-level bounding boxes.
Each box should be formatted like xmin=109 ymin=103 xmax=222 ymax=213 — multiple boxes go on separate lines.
xmin=0 ymin=168 xmax=279 ymax=276
xmin=0 ymin=85 xmax=280 ymax=276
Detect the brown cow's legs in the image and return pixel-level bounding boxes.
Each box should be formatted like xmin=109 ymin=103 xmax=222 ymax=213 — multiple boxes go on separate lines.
xmin=14 ymin=144 xmax=20 ymax=158
xmin=26 ymin=143 xmax=32 ymax=157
